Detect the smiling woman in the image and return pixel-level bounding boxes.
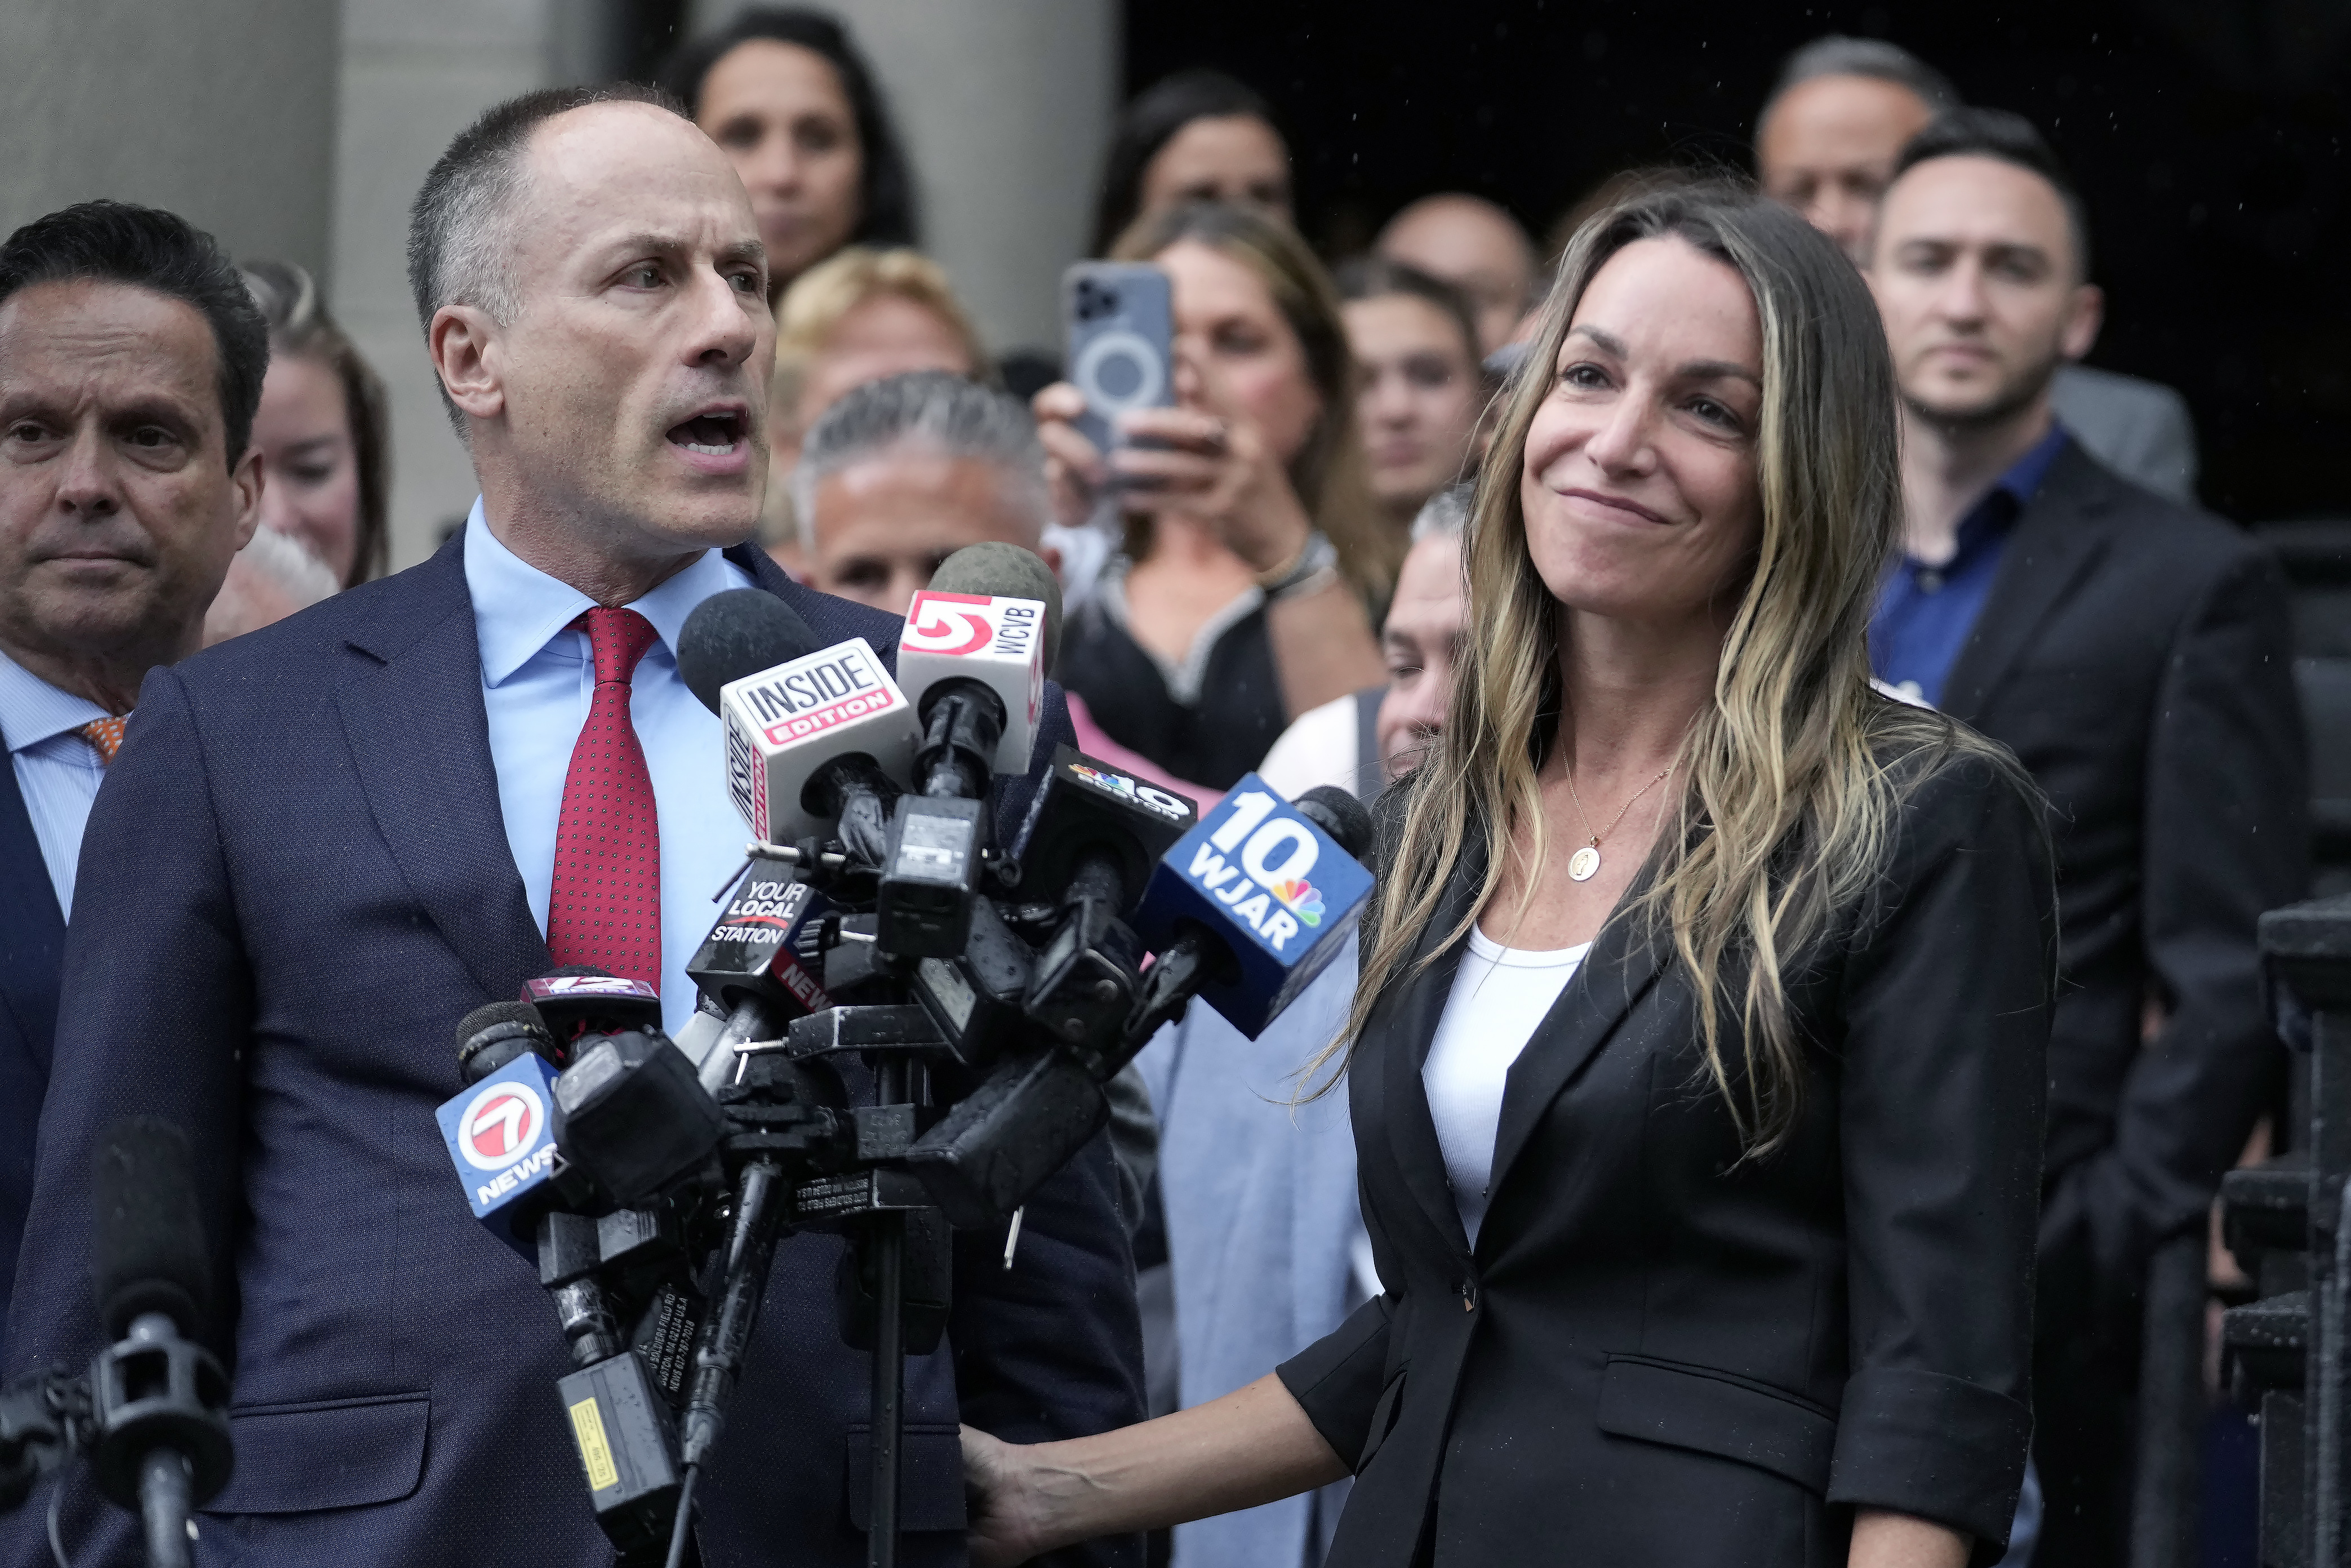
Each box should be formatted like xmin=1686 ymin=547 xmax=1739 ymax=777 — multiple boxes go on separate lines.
xmin=962 ymin=181 xmax=2057 ymax=1568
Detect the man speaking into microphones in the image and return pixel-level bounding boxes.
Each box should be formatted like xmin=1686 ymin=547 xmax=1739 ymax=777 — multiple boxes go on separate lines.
xmin=3 ymin=85 xmax=1140 ymax=1568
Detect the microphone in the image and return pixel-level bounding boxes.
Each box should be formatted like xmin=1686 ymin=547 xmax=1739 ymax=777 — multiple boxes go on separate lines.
xmin=679 ymin=586 xmax=916 ymax=864
xmin=875 ymin=546 xmax=1056 ymax=958
xmin=905 ymin=781 xmax=1371 ymax=1227
xmin=86 ymin=1118 xmax=232 ymax=1568
xmin=926 ymin=540 xmax=1064 ymax=678
xmin=458 ymin=998 xmax=559 ymax=1083
xmin=1011 ymin=747 xmax=1198 ymax=1049
xmin=677 ymin=589 xmax=817 ymax=716
xmin=438 ymin=1001 xmax=568 ymax=1258
xmin=685 ymin=859 xmax=835 ymax=1095
xmin=900 ymin=544 xmax=1059 ymax=785
xmin=525 ymin=970 xmax=663 ymax=1049
xmin=1129 ymin=778 xmax=1376 ymax=1040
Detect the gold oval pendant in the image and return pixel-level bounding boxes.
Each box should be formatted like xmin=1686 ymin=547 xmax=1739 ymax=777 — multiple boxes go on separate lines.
xmin=1568 ymin=845 xmax=1601 ymax=882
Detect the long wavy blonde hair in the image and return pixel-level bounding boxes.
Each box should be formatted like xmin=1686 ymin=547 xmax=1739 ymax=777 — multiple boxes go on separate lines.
xmin=1321 ymin=181 xmax=2006 ymax=1154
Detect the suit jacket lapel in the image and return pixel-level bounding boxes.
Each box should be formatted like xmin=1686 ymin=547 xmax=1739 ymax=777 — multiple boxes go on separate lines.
xmin=1939 ymin=441 xmax=2114 ymax=725
xmin=336 ymin=536 xmax=548 ymax=1000
xmin=0 ymin=740 xmax=65 ymax=1065
xmin=1376 ymin=848 xmax=1485 ymax=1259
xmin=1483 ymin=889 xmax=1668 ymax=1225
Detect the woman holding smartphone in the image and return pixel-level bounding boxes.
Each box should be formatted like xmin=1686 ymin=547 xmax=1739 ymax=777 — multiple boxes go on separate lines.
xmin=1038 ymin=202 xmax=1388 ymax=791
xmin=970 ymin=182 xmax=2055 ymax=1568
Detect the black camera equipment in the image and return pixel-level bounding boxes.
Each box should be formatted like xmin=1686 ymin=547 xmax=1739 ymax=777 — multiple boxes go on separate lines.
xmin=464 ymin=549 xmax=1375 ymax=1568
xmin=0 ymin=1118 xmax=233 ymax=1568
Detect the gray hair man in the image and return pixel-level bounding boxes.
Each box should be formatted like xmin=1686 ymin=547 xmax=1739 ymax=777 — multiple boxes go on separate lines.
xmin=1754 ymin=33 xmax=2201 ymax=501
xmin=793 ymin=367 xmax=1062 ymax=616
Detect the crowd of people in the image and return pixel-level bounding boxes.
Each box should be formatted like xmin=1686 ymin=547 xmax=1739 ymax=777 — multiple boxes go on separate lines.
xmin=0 ymin=11 xmax=2313 ymax=1568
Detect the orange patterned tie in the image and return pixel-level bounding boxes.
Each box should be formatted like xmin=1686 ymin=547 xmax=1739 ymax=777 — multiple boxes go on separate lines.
xmin=77 ymin=716 xmax=128 ymax=766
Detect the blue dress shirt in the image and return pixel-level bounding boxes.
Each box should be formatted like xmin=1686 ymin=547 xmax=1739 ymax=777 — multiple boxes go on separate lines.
xmin=0 ymin=650 xmax=110 ymax=916
xmin=1870 ymin=425 xmax=2070 ymax=708
xmin=465 ymin=503 xmax=757 ymax=1036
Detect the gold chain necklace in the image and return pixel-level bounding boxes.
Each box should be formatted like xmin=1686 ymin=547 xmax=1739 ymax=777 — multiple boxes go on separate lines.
xmin=1562 ymin=761 xmax=1677 ymax=882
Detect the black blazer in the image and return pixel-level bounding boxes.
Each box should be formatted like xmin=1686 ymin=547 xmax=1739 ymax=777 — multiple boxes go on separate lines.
xmin=1278 ymin=742 xmax=2055 ymax=1568
xmin=1941 ymin=441 xmax=2306 ymax=1326
xmin=0 ymin=748 xmax=63 ymax=1334
xmin=2 ymin=534 xmax=1143 ymax=1567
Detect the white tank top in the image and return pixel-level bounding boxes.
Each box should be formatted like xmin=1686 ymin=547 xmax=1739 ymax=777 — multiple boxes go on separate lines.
xmin=1420 ymin=927 xmax=1591 ymax=1245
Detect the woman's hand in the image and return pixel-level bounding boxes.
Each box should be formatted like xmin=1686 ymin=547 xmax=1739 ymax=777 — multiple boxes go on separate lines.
xmin=1032 ymin=381 xmax=1111 ymax=532
xmin=1109 ymin=400 xmax=1312 ymax=576
xmin=1031 ymin=348 xmax=1315 ymax=576
xmin=963 ymin=1424 xmax=1054 ymax=1568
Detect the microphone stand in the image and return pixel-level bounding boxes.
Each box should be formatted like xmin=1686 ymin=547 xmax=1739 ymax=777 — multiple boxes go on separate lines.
xmin=865 ymin=1051 xmax=910 ymax=1568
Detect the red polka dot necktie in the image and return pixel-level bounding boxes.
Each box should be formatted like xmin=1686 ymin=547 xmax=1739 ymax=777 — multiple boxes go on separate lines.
xmin=546 ymin=607 xmax=663 ymax=989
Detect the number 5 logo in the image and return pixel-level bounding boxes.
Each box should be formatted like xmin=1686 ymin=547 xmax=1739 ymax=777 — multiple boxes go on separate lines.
xmin=904 ymin=592 xmax=993 ymax=655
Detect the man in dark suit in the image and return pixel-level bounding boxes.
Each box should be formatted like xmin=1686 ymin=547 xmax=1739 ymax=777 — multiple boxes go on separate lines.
xmin=0 ymin=202 xmax=267 ymax=1331
xmin=1757 ymin=34 xmax=2203 ymax=505
xmin=3 ymin=85 xmax=1141 ymax=1566
xmin=1868 ymin=109 xmax=2306 ymax=1566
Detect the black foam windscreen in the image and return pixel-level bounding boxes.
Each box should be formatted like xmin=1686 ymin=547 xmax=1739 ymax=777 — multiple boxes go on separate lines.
xmin=678 ymin=589 xmax=820 ymax=715
xmin=926 ymin=543 xmax=1064 ymax=677
xmin=454 ymin=999 xmax=554 ymax=1076
xmin=1295 ymin=785 xmax=1375 ymax=862
xmin=91 ymin=1116 xmax=209 ymax=1341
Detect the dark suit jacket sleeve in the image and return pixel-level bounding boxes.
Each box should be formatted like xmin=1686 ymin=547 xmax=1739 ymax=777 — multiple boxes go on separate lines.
xmin=1826 ymin=747 xmax=2054 ymax=1556
xmin=2057 ymin=547 xmax=2306 ymax=1291
xmin=952 ymin=683 xmax=1147 ymax=1567
xmin=4 ymin=667 xmax=251 ymax=1378
xmin=1274 ymin=1294 xmax=1393 ymax=1468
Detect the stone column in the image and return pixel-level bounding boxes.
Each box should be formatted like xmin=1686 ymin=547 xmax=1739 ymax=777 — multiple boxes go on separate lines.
xmin=333 ymin=0 xmax=584 ymax=569
xmin=0 ymin=0 xmax=339 ymax=273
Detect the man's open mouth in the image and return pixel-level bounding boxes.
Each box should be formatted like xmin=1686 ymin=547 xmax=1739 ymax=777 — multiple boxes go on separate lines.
xmin=668 ymin=408 xmax=745 ymax=456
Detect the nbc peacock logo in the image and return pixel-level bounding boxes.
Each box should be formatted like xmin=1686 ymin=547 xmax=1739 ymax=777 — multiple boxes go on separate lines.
xmin=1270 ymin=878 xmax=1325 ymax=926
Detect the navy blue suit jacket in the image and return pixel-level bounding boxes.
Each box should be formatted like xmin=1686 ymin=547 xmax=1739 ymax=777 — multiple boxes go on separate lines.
xmin=0 ymin=749 xmax=63 ymax=1337
xmin=2 ymin=534 xmax=1143 ymax=1566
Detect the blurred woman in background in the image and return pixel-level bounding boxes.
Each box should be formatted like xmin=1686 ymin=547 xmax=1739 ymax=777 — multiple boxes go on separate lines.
xmin=1092 ymin=70 xmax=1292 ymax=255
xmin=237 ymin=259 xmax=389 ymax=587
xmin=659 ymin=6 xmax=918 ymax=297
xmin=202 ymin=260 xmax=387 ymax=646
xmin=1039 ymin=202 xmax=1387 ymax=790
xmin=759 ymin=245 xmax=987 ymax=558
xmin=1339 ymin=257 xmax=1488 ymax=541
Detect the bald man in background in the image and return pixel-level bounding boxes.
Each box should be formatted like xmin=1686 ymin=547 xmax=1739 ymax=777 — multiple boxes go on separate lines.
xmin=1756 ymin=33 xmax=2202 ymax=504
xmin=1374 ymin=193 xmax=1539 ymax=354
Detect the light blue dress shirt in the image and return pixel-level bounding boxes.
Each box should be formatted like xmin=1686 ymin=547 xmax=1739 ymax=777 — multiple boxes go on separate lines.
xmin=465 ymin=501 xmax=757 ymax=1037
xmin=0 ymin=648 xmax=111 ymax=916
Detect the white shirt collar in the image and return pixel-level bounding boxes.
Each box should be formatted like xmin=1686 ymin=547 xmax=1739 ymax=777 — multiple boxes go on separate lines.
xmin=0 ymin=646 xmax=110 ymax=754
xmin=462 ymin=498 xmax=746 ymax=686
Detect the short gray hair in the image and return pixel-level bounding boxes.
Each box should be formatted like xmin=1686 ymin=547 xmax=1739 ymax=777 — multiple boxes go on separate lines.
xmin=1410 ymin=482 xmax=1472 ymax=544
xmin=405 ymin=83 xmax=685 ymax=432
xmin=792 ymin=370 xmax=1050 ymax=553
xmin=1761 ymin=36 xmax=1961 ymax=132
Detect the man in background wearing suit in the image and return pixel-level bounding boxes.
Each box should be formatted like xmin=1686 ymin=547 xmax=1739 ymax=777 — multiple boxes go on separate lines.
xmin=4 ymin=85 xmax=1140 ymax=1566
xmin=1756 ymin=33 xmax=2204 ymax=504
xmin=1870 ymin=108 xmax=2306 ymax=1566
xmin=0 ymin=203 xmax=264 ymax=1329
